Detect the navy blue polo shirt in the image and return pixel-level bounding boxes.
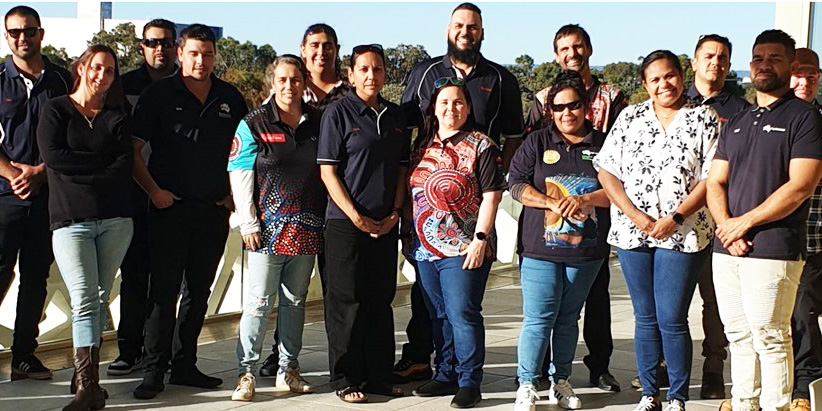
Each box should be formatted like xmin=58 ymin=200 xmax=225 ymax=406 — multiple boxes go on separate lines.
xmin=686 ymin=85 xmax=750 ymax=125
xmin=401 ymin=54 xmax=524 ymax=144
xmin=0 ymin=57 xmax=71 ymax=205
xmin=131 ymin=72 xmax=248 ymax=204
xmin=317 ymin=90 xmax=410 ymax=220
xmin=714 ymin=91 xmax=822 ymax=260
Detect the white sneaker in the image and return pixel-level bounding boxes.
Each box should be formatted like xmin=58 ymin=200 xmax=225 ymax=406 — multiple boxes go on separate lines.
xmin=663 ymin=399 xmax=685 ymax=411
xmin=276 ymin=366 xmax=313 ymax=393
xmin=549 ymin=379 xmax=581 ymax=409
xmin=231 ymin=373 xmax=255 ymax=401
xmin=633 ymin=396 xmax=662 ymax=411
xmin=514 ymin=383 xmax=539 ymax=411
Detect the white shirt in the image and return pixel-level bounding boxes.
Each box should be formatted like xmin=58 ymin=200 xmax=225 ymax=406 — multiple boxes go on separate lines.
xmin=594 ymin=100 xmax=719 ymax=252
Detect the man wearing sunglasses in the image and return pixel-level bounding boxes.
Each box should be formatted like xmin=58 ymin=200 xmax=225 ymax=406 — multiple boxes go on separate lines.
xmin=108 ymin=18 xmax=178 ymax=377
xmin=0 ymin=5 xmax=71 ymax=381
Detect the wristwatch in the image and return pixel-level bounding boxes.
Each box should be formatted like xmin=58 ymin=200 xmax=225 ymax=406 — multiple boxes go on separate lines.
xmin=671 ymin=212 xmax=685 ymax=226
xmin=474 ymin=231 xmax=487 ymax=242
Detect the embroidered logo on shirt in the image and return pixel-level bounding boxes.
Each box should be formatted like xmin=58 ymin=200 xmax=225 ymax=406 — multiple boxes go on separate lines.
xmin=762 ymin=124 xmax=786 ymax=133
xmin=221 ymin=103 xmax=230 ymax=113
xmin=733 ymin=128 xmax=741 ymax=133
xmin=229 ymin=135 xmax=241 ymax=161
xmin=260 ymin=133 xmax=286 ymax=143
xmin=543 ymin=150 xmax=561 ymax=165
xmin=581 ymin=150 xmax=597 ymax=161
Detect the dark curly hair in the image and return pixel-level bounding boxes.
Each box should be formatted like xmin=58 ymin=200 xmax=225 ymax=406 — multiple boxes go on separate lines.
xmin=545 ymin=70 xmax=589 ymax=113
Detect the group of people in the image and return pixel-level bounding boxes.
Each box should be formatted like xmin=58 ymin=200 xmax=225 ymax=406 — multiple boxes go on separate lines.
xmin=2 ymin=3 xmax=822 ymax=411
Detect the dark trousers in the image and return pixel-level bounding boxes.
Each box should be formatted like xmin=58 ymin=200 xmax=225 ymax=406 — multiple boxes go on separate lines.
xmin=400 ymin=273 xmax=435 ymax=363
xmin=793 ymin=252 xmax=822 ymax=399
xmin=697 ymin=252 xmax=728 ymax=376
xmin=0 ymin=194 xmax=52 ymax=357
xmin=324 ymin=219 xmax=397 ymax=390
xmin=115 ymin=186 xmax=151 ymax=361
xmin=142 ymin=203 xmax=229 ymax=372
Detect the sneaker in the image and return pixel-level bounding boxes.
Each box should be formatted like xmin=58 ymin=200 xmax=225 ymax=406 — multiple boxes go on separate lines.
xmin=231 ymin=373 xmax=256 ymax=401
xmin=412 ymin=379 xmax=459 ymax=397
xmin=11 ymin=353 xmax=53 ymax=380
xmin=514 ymin=383 xmax=540 ymax=411
xmin=791 ymin=399 xmax=811 ymax=411
xmin=633 ymin=396 xmax=662 ymax=411
xmin=450 ymin=387 xmax=481 ymax=408
xmin=664 ymin=399 xmax=685 ymax=411
xmin=259 ymin=353 xmax=279 ymax=377
xmin=276 ymin=367 xmax=312 ymax=393
xmin=108 ymin=354 xmax=143 ymax=376
xmin=549 ymin=379 xmax=582 ymax=410
xmin=631 ymin=362 xmax=669 ymax=389
xmin=393 ymin=357 xmax=433 ymax=383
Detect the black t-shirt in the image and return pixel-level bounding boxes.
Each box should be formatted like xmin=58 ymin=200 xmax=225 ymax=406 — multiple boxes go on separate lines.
xmin=714 ymin=92 xmax=822 ymax=260
xmin=686 ymin=86 xmax=751 ymax=125
xmin=317 ymin=90 xmax=410 ymax=220
xmin=509 ymin=124 xmax=609 ymax=262
xmin=131 ymin=72 xmax=248 ymax=204
xmin=36 ymin=96 xmax=133 ymax=229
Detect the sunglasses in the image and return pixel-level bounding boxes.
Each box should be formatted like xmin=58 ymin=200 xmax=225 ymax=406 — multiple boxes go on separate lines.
xmin=6 ymin=27 xmax=40 ymax=38
xmin=549 ymin=100 xmax=584 ymax=112
xmin=434 ymin=77 xmax=465 ymax=89
xmin=142 ymin=38 xmax=175 ymax=48
xmin=352 ymin=43 xmax=384 ymax=56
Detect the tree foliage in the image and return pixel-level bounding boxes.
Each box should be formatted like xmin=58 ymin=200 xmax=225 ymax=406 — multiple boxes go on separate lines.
xmin=88 ymin=22 xmax=143 ymax=73
xmin=384 ymin=44 xmax=429 ymax=85
xmin=215 ymin=37 xmax=277 ymax=108
xmin=42 ymin=45 xmax=70 ymax=69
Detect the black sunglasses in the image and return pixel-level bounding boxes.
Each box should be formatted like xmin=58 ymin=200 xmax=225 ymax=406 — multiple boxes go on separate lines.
xmin=549 ymin=100 xmax=584 ymax=112
xmin=6 ymin=27 xmax=40 ymax=38
xmin=142 ymin=38 xmax=174 ymax=48
xmin=352 ymin=43 xmax=384 ymax=56
xmin=434 ymin=77 xmax=465 ymax=89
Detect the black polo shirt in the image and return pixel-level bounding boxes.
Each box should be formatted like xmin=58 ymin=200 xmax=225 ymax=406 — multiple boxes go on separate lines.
xmin=0 ymin=57 xmax=71 ymax=205
xmin=509 ymin=123 xmax=609 ymax=262
xmin=686 ymin=85 xmax=750 ymax=125
xmin=714 ymin=91 xmax=822 ymax=260
xmin=122 ymin=64 xmax=179 ymax=109
xmin=317 ymin=90 xmax=410 ymax=220
xmin=131 ymin=72 xmax=248 ymax=204
xmin=401 ymin=54 xmax=523 ymax=144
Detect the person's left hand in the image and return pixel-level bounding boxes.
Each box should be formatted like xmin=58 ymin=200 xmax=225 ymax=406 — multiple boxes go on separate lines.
xmin=10 ymin=162 xmax=45 ymax=200
xmin=374 ymin=211 xmax=399 ymax=238
xmin=460 ymin=239 xmax=486 ymax=270
xmin=716 ymin=216 xmax=753 ymax=248
xmin=648 ymin=215 xmax=677 ymax=240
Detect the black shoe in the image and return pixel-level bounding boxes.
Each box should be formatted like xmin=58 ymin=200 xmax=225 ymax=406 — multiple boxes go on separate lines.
xmin=393 ymin=358 xmax=434 ymax=383
xmin=169 ymin=366 xmax=223 ymax=388
xmin=108 ymin=354 xmax=142 ymax=376
xmin=450 ymin=387 xmax=481 ymax=408
xmin=11 ymin=353 xmax=53 ymax=381
xmin=134 ymin=372 xmax=165 ymax=400
xmin=700 ymin=372 xmax=726 ymax=399
xmin=259 ymin=353 xmax=279 ymax=377
xmin=413 ymin=379 xmax=459 ymax=397
xmin=591 ymin=371 xmax=621 ymax=392
xmin=632 ymin=363 xmax=669 ymax=389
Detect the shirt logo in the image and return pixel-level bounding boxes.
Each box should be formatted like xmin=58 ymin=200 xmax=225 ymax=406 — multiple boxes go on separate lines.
xmin=260 ymin=133 xmax=286 ymax=143
xmin=581 ymin=149 xmax=597 ymax=161
xmin=221 ymin=103 xmax=230 ymax=113
xmin=762 ymin=124 xmax=786 ymax=133
xmin=480 ymin=86 xmax=493 ymax=93
xmin=543 ymin=150 xmax=561 ymax=165
xmin=733 ymin=128 xmax=741 ymax=133
xmin=229 ymin=135 xmax=241 ymax=161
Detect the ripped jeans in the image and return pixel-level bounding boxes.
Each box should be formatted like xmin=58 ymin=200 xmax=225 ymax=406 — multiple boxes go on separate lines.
xmin=236 ymin=253 xmax=314 ymax=375
xmin=713 ymin=252 xmax=804 ymax=411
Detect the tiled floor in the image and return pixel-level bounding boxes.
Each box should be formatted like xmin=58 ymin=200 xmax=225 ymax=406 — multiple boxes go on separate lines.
xmin=0 ymin=257 xmax=729 ymax=410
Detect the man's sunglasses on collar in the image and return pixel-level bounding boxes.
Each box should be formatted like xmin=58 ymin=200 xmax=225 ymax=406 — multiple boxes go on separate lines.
xmin=142 ymin=38 xmax=175 ymax=48
xmin=6 ymin=27 xmax=40 ymax=38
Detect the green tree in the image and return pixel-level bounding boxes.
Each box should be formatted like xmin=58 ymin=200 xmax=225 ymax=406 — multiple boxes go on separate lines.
xmin=678 ymin=54 xmax=694 ymax=89
xmin=215 ymin=37 xmax=277 ymax=107
xmin=42 ymin=45 xmax=70 ymax=69
xmin=88 ymin=22 xmax=143 ymax=73
xmin=602 ymin=61 xmax=641 ymax=98
xmin=384 ymin=44 xmax=429 ymax=84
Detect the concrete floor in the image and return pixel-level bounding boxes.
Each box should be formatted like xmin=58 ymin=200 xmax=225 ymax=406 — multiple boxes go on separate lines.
xmin=0 ymin=257 xmax=728 ymax=410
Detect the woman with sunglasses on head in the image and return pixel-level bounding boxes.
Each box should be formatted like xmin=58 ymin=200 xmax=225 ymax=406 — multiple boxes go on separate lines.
xmin=37 ymin=44 xmax=133 ymax=411
xmin=407 ymin=76 xmax=505 ymax=409
xmin=508 ymin=71 xmax=610 ymax=411
xmin=594 ymin=50 xmax=719 ymax=411
xmin=317 ymin=44 xmax=409 ymax=403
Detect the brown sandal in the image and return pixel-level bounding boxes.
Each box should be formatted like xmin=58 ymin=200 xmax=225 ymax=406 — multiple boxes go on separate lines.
xmin=336 ymin=386 xmax=368 ymax=403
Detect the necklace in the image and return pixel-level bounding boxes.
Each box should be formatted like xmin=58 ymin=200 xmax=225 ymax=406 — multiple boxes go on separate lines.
xmin=82 ymin=111 xmax=98 ymax=129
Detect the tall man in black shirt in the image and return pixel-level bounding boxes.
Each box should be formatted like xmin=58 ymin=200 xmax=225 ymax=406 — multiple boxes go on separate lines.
xmin=109 ymin=18 xmax=178 ymax=377
xmin=131 ymin=24 xmax=248 ymax=400
xmin=0 ymin=5 xmax=70 ymax=381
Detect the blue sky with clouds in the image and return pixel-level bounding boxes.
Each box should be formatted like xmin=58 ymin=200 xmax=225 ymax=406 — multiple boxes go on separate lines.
xmin=3 ymin=2 xmax=775 ymax=69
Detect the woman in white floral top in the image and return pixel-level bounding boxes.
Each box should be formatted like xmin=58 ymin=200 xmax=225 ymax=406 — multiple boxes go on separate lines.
xmin=594 ymin=50 xmax=719 ymax=411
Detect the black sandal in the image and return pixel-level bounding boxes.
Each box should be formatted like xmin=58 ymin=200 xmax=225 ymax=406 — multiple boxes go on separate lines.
xmin=362 ymin=382 xmax=404 ymax=397
xmin=336 ymin=385 xmax=368 ymax=403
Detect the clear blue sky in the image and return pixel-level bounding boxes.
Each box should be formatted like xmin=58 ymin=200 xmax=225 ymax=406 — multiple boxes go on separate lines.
xmin=3 ymin=2 xmax=775 ymax=69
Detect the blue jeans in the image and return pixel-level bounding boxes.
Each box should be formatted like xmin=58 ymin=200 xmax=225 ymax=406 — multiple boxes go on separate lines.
xmin=617 ymin=246 xmax=709 ymax=402
xmin=416 ymin=257 xmax=491 ymax=389
xmin=52 ymin=217 xmax=133 ymax=348
xmin=517 ymin=257 xmax=603 ymax=385
xmin=236 ymin=252 xmax=314 ymax=374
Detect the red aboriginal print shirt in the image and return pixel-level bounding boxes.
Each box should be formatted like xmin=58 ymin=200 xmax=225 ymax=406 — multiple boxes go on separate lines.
xmin=409 ymin=130 xmax=506 ymax=261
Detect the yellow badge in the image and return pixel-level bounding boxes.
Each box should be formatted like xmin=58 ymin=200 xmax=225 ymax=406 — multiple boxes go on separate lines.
xmin=543 ymin=150 xmax=560 ymax=165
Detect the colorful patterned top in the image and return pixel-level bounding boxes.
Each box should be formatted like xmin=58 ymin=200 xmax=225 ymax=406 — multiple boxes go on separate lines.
xmin=409 ymin=130 xmax=506 ymax=261
xmin=228 ymin=100 xmax=326 ymax=255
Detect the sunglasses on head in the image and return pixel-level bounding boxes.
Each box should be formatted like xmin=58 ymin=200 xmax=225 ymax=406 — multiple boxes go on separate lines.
xmin=434 ymin=77 xmax=465 ymax=89
xmin=352 ymin=43 xmax=384 ymax=56
xmin=549 ymin=100 xmax=583 ymax=112
xmin=6 ymin=27 xmax=39 ymax=38
xmin=142 ymin=38 xmax=174 ymax=48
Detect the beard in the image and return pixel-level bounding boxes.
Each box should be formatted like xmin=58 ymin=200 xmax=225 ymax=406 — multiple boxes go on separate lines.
xmin=753 ymin=72 xmax=789 ymax=93
xmin=447 ymin=37 xmax=482 ymax=66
